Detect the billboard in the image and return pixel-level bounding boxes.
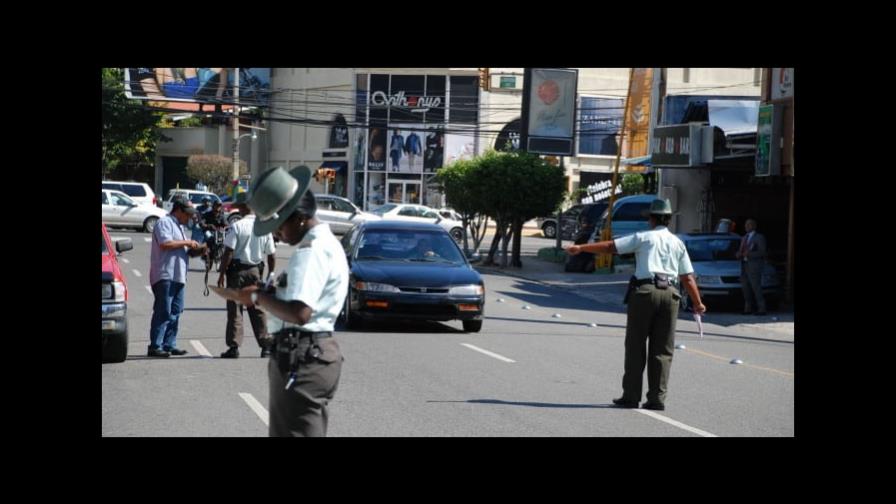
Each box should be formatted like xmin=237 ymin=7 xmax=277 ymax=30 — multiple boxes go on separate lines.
xmin=523 ymin=68 xmax=578 ymax=155
xmin=578 ymin=96 xmax=623 ymax=157
xmin=123 ymin=68 xmax=271 ymax=107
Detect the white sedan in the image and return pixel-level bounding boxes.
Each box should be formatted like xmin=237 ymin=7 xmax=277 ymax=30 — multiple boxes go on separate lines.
xmin=102 ymin=189 xmax=168 ymax=233
xmin=315 ymin=194 xmax=381 ymax=235
xmin=370 ymin=203 xmax=465 ymax=242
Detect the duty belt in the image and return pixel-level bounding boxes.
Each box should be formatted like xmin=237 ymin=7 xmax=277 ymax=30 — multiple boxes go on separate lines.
xmin=272 ymin=329 xmax=332 ymax=352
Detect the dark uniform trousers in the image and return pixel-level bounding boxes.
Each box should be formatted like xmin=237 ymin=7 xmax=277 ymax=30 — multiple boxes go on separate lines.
xmin=225 ymin=263 xmax=270 ymax=348
xmin=268 ymin=335 xmax=343 ymax=437
xmin=741 ymin=260 xmax=766 ymax=313
xmin=622 ymin=283 xmax=681 ymax=405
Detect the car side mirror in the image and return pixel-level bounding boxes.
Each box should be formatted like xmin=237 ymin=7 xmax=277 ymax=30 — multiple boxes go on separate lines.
xmin=115 ymin=238 xmax=133 ymax=254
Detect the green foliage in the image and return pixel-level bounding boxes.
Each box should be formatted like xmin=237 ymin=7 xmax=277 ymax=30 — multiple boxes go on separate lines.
xmin=101 ymin=68 xmax=170 ymax=177
xmin=622 ymin=173 xmax=644 ymax=195
xmin=186 ymin=155 xmax=247 ymax=195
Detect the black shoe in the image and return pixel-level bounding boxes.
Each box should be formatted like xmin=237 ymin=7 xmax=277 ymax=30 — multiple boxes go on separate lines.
xmin=220 ymin=347 xmax=239 ymax=358
xmin=260 ymin=348 xmax=272 ymax=358
xmin=755 ymin=311 xmax=767 ymax=316
xmin=612 ymin=397 xmax=639 ymax=408
xmin=147 ymin=347 xmax=170 ymax=358
xmin=642 ymin=402 xmax=665 ymax=411
xmin=164 ymin=347 xmax=188 ymax=356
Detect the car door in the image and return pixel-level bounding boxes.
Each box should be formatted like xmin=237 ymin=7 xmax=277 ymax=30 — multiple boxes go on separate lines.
xmin=329 ymin=198 xmax=358 ymax=233
xmin=102 ymin=190 xmax=121 ymax=225
xmin=107 ymin=191 xmax=141 ymax=226
xmin=315 ymin=199 xmax=341 ymax=232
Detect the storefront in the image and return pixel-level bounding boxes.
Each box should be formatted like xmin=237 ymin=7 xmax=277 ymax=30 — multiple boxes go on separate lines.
xmin=352 ymin=72 xmax=480 ymax=210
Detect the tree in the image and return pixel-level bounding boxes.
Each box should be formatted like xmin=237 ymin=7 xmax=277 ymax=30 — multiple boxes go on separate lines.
xmin=456 ymin=150 xmax=566 ymax=268
xmin=435 ymin=158 xmax=487 ymax=254
xmin=101 ymin=68 xmax=170 ymax=180
xmin=622 ymin=173 xmax=645 ymax=195
xmin=186 ymin=155 xmax=248 ymax=195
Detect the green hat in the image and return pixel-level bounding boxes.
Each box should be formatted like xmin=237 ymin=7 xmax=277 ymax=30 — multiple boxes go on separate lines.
xmin=648 ymin=198 xmax=673 ymax=215
xmin=247 ymin=165 xmax=312 ymax=236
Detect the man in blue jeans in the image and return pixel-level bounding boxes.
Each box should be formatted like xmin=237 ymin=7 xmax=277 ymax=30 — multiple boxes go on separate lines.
xmin=148 ymin=195 xmax=205 ymax=357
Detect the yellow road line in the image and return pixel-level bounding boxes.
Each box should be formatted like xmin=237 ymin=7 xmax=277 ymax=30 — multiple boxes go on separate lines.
xmin=682 ymin=348 xmax=793 ymax=377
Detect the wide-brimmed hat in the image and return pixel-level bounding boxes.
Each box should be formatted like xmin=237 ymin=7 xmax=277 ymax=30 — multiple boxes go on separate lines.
xmin=647 ymin=198 xmax=673 ymax=215
xmin=247 ymin=165 xmax=312 ymax=236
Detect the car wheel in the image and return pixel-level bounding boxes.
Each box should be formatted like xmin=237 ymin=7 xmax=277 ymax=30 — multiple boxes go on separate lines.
xmin=542 ymin=222 xmax=556 ymax=239
xmin=143 ymin=216 xmax=158 ymax=233
xmin=449 ymin=227 xmax=465 ymax=243
xmin=103 ymin=330 xmax=128 ymax=363
xmin=462 ymin=320 xmax=482 ymax=333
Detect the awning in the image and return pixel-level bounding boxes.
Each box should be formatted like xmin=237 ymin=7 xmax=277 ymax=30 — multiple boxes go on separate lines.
xmin=621 ymin=155 xmax=651 ymax=165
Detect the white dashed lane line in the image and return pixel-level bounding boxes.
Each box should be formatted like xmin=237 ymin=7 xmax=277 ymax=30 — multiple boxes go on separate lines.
xmin=635 ymin=409 xmax=719 ymax=437
xmin=460 ymin=343 xmax=516 ymax=363
xmin=189 ymin=340 xmax=213 ymax=357
xmin=132 ymin=269 xmax=142 ymax=277
xmin=238 ymin=393 xmax=269 ymax=427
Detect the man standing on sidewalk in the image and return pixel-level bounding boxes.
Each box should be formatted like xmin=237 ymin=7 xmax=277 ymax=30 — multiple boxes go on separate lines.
xmin=737 ymin=218 xmax=768 ymax=315
xmin=567 ymin=198 xmax=705 ymax=411
xmin=148 ymin=195 xmax=205 ymax=358
xmin=217 ymin=192 xmax=277 ymax=358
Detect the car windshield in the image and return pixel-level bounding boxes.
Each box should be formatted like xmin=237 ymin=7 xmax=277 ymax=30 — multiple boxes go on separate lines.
xmin=685 ymin=237 xmax=740 ymax=262
xmin=356 ymin=230 xmax=465 ymax=264
xmin=370 ymin=204 xmax=397 ymax=216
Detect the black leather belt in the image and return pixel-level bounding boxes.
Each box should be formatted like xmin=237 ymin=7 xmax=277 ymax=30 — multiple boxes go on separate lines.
xmin=229 ymin=261 xmax=261 ymax=271
xmin=273 ymin=329 xmax=333 ymax=340
xmin=632 ymin=275 xmax=679 ymax=287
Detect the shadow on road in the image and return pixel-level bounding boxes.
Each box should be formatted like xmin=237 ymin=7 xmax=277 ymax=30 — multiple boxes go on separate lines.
xmin=427 ymin=399 xmax=616 ymax=409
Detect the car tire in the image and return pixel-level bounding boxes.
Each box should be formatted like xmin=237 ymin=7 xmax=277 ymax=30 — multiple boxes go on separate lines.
xmin=449 ymin=227 xmax=465 ymax=243
xmin=462 ymin=320 xmax=482 ymax=333
xmin=103 ymin=330 xmax=128 ymax=363
xmin=143 ymin=216 xmax=158 ymax=233
xmin=542 ymin=222 xmax=557 ymax=239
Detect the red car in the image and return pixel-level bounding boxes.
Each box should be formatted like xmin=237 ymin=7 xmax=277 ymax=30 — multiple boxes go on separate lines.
xmin=102 ymin=224 xmax=133 ymax=363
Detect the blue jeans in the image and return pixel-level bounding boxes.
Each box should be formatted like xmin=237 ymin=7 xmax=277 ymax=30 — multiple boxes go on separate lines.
xmin=149 ymin=280 xmax=185 ymax=350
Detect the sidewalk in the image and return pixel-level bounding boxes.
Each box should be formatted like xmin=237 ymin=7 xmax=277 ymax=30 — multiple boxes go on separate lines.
xmin=475 ymin=253 xmax=794 ymax=341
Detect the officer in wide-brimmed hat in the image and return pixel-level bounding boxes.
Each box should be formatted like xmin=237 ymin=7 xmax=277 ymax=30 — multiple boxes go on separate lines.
xmin=567 ymin=198 xmax=705 ymax=411
xmin=229 ymin=165 xmax=349 ymax=437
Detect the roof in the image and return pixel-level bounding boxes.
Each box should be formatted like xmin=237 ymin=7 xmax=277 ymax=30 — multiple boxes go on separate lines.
xmin=361 ymin=220 xmax=446 ymax=232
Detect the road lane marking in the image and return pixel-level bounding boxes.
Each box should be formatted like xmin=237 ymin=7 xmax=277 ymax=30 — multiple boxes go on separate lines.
xmin=635 ymin=409 xmax=719 ymax=437
xmin=132 ymin=269 xmax=142 ymax=277
xmin=190 ymin=340 xmax=213 ymax=357
xmin=238 ymin=393 xmax=269 ymax=427
xmin=461 ymin=343 xmax=515 ymax=363
xmin=683 ymin=348 xmax=793 ymax=377
xmin=145 ymin=286 xmax=153 ymax=295
xmin=121 ymin=258 xmax=130 ymax=264
xmin=144 ymin=237 xmax=152 ymax=242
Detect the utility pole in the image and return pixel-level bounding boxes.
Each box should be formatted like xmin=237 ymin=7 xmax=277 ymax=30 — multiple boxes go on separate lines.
xmin=232 ymin=67 xmax=241 ymax=190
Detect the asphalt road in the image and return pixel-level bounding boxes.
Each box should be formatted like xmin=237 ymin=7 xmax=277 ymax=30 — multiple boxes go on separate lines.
xmin=102 ymin=228 xmax=793 ymax=437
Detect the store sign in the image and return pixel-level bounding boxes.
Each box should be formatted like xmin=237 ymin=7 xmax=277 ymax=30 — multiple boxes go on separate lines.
xmin=579 ymin=172 xmax=623 ymax=204
xmin=500 ymin=76 xmax=517 ymax=88
xmin=650 ymin=124 xmax=703 ymax=167
xmin=755 ymin=104 xmax=783 ymax=176
xmin=370 ymin=90 xmax=442 ymax=113
xmin=524 ymin=68 xmax=579 ymax=155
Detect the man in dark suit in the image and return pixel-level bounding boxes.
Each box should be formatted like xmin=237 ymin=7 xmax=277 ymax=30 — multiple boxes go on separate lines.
xmin=737 ymin=218 xmax=768 ymax=315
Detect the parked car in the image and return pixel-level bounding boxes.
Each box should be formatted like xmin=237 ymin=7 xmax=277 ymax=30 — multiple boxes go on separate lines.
xmin=591 ymin=194 xmax=656 ymax=241
xmin=102 ymin=189 xmax=168 ymax=233
xmin=315 ymin=194 xmax=381 ymax=235
xmin=163 ymin=189 xmax=242 ymax=224
xmin=677 ymin=232 xmax=781 ymax=311
xmin=339 ymin=221 xmax=484 ymax=332
xmin=102 ymin=180 xmax=159 ymax=207
xmin=538 ymin=202 xmax=609 ymax=240
xmin=102 ymin=224 xmax=132 ymax=363
xmin=370 ymin=203 xmax=466 ymax=243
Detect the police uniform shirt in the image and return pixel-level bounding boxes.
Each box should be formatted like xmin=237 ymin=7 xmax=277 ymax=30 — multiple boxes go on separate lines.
xmin=613 ymin=226 xmax=694 ymax=280
xmin=223 ymin=215 xmax=275 ymax=265
xmin=266 ymin=223 xmax=349 ymax=334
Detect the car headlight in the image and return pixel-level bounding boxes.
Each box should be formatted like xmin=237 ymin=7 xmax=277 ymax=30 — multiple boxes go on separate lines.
xmin=356 ymin=281 xmax=400 ymax=293
xmin=449 ymin=284 xmax=484 ymax=296
xmin=102 ymin=281 xmax=126 ymax=302
xmin=697 ymin=275 xmax=722 ymax=285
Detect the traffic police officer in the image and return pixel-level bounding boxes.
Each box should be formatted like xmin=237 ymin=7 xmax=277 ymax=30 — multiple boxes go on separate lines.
xmin=567 ymin=198 xmax=706 ymax=411
xmin=234 ymin=165 xmax=349 ymax=437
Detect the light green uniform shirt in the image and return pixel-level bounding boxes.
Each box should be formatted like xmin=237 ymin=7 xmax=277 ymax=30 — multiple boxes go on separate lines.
xmin=266 ymin=223 xmax=349 ymax=334
xmin=613 ymin=226 xmax=694 ymax=280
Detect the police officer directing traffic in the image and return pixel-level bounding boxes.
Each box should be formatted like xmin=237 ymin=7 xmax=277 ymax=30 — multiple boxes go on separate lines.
xmin=233 ymin=165 xmax=349 ymax=437
xmin=567 ymin=198 xmax=706 ymax=411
